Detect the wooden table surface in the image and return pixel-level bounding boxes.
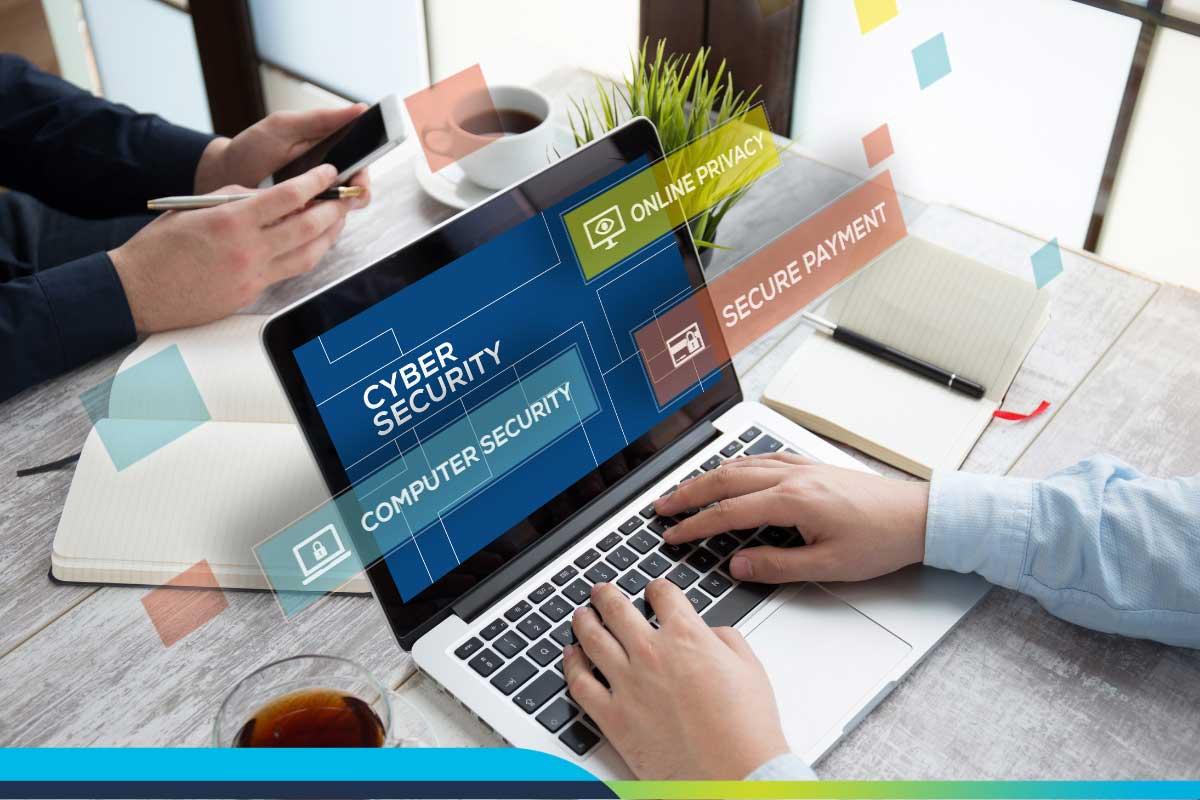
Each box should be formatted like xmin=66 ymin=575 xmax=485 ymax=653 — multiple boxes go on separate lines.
xmin=1 ymin=70 xmax=1196 ymax=776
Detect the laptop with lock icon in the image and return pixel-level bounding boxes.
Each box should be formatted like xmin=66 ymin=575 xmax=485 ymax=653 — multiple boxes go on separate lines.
xmin=292 ymin=524 xmax=352 ymax=586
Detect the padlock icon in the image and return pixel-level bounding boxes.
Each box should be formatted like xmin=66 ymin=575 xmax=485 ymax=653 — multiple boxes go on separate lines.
xmin=312 ymin=540 xmax=328 ymax=560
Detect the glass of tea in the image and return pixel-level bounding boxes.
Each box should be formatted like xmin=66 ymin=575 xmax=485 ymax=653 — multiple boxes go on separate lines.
xmin=214 ymin=655 xmax=428 ymax=747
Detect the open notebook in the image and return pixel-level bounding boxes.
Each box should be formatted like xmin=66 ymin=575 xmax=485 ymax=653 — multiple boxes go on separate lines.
xmin=763 ymin=236 xmax=1050 ymax=478
xmin=51 ymin=314 xmax=368 ymax=591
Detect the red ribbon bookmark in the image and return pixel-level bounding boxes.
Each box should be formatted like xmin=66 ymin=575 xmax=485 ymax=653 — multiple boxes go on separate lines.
xmin=993 ymin=400 xmax=1051 ymax=422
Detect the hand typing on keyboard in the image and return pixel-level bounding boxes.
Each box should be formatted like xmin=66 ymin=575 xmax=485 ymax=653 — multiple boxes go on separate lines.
xmin=654 ymin=452 xmax=928 ymax=584
xmin=563 ymin=580 xmax=789 ymax=780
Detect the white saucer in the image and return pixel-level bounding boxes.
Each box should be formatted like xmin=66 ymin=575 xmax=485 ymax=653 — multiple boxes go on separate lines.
xmin=413 ymin=125 xmax=578 ymax=210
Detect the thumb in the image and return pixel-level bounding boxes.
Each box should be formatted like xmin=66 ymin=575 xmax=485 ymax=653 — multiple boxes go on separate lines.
xmin=728 ymin=544 xmax=831 ymax=584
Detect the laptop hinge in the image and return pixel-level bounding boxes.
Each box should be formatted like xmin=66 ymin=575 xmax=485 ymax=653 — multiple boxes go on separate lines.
xmin=450 ymin=416 xmax=723 ymax=624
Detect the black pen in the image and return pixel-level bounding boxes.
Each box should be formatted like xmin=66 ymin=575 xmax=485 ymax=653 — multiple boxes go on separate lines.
xmin=802 ymin=311 xmax=986 ymax=399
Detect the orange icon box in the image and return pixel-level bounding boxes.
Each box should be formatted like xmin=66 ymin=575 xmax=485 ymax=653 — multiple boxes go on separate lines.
xmin=141 ymin=560 xmax=228 ymax=648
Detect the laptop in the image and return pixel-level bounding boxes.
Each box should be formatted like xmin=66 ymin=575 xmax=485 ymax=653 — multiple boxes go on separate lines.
xmin=262 ymin=117 xmax=989 ymax=776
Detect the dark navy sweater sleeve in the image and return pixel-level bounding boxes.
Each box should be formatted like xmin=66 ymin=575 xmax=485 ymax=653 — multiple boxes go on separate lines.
xmin=0 ymin=53 xmax=214 ymax=218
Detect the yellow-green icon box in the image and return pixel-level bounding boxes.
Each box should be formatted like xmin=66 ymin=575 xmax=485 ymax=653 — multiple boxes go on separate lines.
xmin=562 ymin=105 xmax=780 ymax=282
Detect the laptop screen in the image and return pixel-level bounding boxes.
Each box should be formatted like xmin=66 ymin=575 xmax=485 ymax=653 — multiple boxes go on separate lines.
xmin=266 ymin=120 xmax=738 ymax=642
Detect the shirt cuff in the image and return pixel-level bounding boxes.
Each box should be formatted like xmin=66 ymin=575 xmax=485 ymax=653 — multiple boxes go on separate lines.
xmin=744 ymin=752 xmax=818 ymax=781
xmin=924 ymin=469 xmax=1036 ymax=590
xmin=35 ymin=252 xmax=137 ymax=373
xmin=140 ymin=117 xmax=215 ymax=196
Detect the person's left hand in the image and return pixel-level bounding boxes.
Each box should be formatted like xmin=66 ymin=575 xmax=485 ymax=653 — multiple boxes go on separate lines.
xmin=565 ymin=580 xmax=790 ymax=780
xmin=194 ymin=105 xmax=372 ymax=207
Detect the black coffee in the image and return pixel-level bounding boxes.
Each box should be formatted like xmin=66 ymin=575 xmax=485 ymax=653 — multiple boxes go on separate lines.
xmin=461 ymin=108 xmax=543 ymax=136
xmin=235 ymin=688 xmax=386 ymax=747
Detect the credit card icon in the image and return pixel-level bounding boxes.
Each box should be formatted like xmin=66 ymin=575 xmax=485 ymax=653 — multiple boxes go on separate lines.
xmin=666 ymin=322 xmax=706 ymax=369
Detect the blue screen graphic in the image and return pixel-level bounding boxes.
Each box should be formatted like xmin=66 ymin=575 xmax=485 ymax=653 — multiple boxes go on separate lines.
xmin=293 ymin=165 xmax=722 ymax=600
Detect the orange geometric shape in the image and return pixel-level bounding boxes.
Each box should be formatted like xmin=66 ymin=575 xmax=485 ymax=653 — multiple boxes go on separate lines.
xmin=633 ymin=289 xmax=731 ymax=408
xmin=862 ymin=123 xmax=894 ymax=169
xmin=141 ymin=560 xmax=228 ymax=647
xmin=404 ymin=64 xmax=500 ymax=173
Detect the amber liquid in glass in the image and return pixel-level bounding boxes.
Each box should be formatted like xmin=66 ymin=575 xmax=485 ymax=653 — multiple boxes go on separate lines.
xmin=235 ymin=688 xmax=385 ymax=747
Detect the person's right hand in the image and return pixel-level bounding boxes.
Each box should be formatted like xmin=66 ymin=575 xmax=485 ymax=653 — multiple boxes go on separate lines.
xmin=653 ymin=453 xmax=929 ymax=584
xmin=110 ymin=164 xmax=350 ymax=334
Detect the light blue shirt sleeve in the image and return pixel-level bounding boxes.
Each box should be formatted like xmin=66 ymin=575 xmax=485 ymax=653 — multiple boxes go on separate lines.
xmin=925 ymin=455 xmax=1200 ymax=648
xmin=744 ymin=752 xmax=818 ymax=780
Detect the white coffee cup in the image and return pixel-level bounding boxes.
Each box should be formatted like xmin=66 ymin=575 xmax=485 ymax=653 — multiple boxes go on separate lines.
xmin=423 ymin=85 xmax=556 ymax=191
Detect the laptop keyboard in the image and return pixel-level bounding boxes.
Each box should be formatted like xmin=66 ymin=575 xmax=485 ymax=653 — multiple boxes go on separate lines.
xmin=449 ymin=426 xmax=807 ymax=757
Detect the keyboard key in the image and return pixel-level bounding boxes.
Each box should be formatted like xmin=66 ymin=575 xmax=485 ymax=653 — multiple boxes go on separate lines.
xmin=494 ymin=632 xmax=525 ymax=658
xmin=537 ymin=697 xmax=578 ymax=733
xmin=793 ymin=530 xmax=807 ymax=546
xmin=699 ymin=571 xmax=733 ymax=597
xmin=541 ymin=596 xmax=571 ymax=622
xmin=659 ymin=541 xmax=692 ymax=561
xmin=666 ymin=563 xmax=699 ymax=589
xmin=468 ymin=649 xmax=501 ymax=677
xmin=551 ymin=565 xmax=579 ymax=586
xmin=592 ymin=667 xmax=610 ymax=689
xmin=517 ymin=612 xmax=550 ymax=640
xmin=700 ymin=455 xmax=722 ymax=471
xmin=554 ymin=659 xmax=564 ymax=673
xmin=513 ymin=671 xmax=564 ymax=714
xmin=731 ymin=527 xmax=760 ymax=541
xmin=708 ymin=532 xmax=740 ymax=556
xmin=759 ymin=526 xmax=793 ymax=547
xmin=528 ymin=582 xmax=555 ymax=603
xmin=618 ymin=516 xmax=642 ymax=535
xmin=596 ymin=532 xmax=622 ymax=551
xmin=562 ymin=579 xmax=591 ymax=604
xmin=491 ymin=657 xmax=537 ymax=695
xmin=559 ymin=721 xmax=600 ymax=755
xmin=617 ymin=569 xmax=649 ymax=596
xmin=527 ymin=638 xmax=562 ymax=667
xmin=638 ymin=503 xmax=657 ymax=519
xmin=454 ymin=637 xmax=483 ymax=660
xmin=551 ymin=620 xmax=577 ymax=646
xmin=720 ymin=440 xmax=743 ymax=457
xmin=574 ymin=548 xmax=601 ymax=568
xmin=605 ymin=545 xmax=637 ymax=570
xmin=631 ymin=596 xmax=653 ymax=620
xmin=744 ymin=435 xmax=783 ymax=456
xmin=480 ymin=619 xmax=507 ymax=640
xmin=685 ymin=588 xmax=712 ymax=613
xmin=686 ymin=547 xmax=719 ymax=572
xmin=703 ymin=581 xmax=774 ymax=628
xmin=504 ymin=600 xmax=531 ymax=621
xmin=686 ymin=469 xmax=703 ymax=480
xmin=584 ymin=562 xmax=618 ymax=584
xmin=638 ymin=552 xmax=671 ymax=577
xmin=739 ymin=426 xmax=762 ymax=443
xmin=627 ymin=529 xmax=659 ymax=554
xmin=647 ymin=517 xmax=669 ymax=535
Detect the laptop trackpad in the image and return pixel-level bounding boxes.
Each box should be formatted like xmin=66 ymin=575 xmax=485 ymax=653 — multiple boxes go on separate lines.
xmin=744 ymin=583 xmax=912 ymax=760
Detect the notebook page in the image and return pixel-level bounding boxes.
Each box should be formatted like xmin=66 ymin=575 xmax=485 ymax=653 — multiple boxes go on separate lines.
xmin=53 ymin=421 xmax=330 ymax=586
xmin=115 ymin=315 xmax=294 ymax=424
xmin=825 ymin=237 xmax=1047 ymax=401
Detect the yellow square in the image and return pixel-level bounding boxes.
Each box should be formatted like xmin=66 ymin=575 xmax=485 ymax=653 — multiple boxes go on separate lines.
xmin=854 ymin=0 xmax=898 ymax=34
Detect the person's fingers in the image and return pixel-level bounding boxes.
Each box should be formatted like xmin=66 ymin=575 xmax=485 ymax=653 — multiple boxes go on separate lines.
xmin=265 ymin=194 xmax=348 ymax=252
xmin=655 ymin=466 xmax=784 ymax=517
xmin=250 ymin=164 xmax=337 ymax=224
xmin=571 ymin=605 xmax=629 ymax=677
xmin=664 ymin=488 xmax=790 ymax=543
xmin=728 ymin=543 xmax=835 ymax=584
xmin=270 ymin=103 xmax=367 ymax=141
xmin=590 ymin=583 xmax=652 ymax=655
xmin=562 ymin=644 xmax=612 ymax=724
xmin=266 ymin=215 xmax=345 ymax=281
xmin=644 ymin=579 xmax=705 ymax=631
xmin=711 ymin=625 xmax=755 ymax=659
xmin=723 ymin=451 xmax=814 ymax=468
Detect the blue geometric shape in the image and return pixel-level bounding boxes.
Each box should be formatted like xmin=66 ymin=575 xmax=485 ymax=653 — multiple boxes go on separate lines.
xmin=1032 ymin=237 xmax=1064 ymax=289
xmin=912 ymin=32 xmax=952 ymax=89
xmin=81 ymin=344 xmax=210 ymax=471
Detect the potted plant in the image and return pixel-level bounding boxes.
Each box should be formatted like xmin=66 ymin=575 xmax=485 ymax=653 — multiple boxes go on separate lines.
xmin=567 ymin=38 xmax=764 ymax=258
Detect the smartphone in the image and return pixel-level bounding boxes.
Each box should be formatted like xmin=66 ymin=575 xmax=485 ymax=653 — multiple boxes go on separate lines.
xmin=259 ymin=94 xmax=406 ymax=188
